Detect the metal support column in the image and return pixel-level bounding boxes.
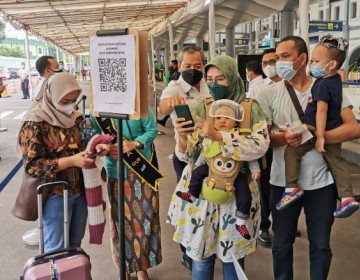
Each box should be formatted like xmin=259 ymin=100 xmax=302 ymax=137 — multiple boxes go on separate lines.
xmin=24 ymin=30 xmax=34 ymax=100
xmin=225 ymin=27 xmax=235 ymax=58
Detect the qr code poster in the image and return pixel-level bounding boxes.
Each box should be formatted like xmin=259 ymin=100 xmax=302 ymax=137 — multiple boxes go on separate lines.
xmin=90 ymin=35 xmax=136 ymax=114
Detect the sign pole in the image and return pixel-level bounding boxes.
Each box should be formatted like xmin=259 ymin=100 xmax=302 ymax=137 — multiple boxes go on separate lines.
xmin=99 ymin=112 xmax=127 ymax=280
xmin=96 ymin=29 xmax=128 ymax=280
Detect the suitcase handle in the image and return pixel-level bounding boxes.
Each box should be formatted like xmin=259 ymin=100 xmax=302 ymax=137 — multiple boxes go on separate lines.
xmin=37 ymin=181 xmax=69 ymax=254
xmin=23 ymin=247 xmax=90 ymax=277
xmin=37 ymin=181 xmax=68 ymax=194
xmin=34 ymin=247 xmax=88 ymax=262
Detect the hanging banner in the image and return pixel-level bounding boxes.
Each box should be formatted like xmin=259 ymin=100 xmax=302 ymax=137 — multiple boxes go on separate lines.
xmin=90 ymin=35 xmax=136 ymax=114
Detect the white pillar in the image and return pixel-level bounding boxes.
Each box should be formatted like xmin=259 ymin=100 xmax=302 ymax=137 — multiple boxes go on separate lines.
xmin=218 ymin=33 xmax=222 ymax=54
xmin=343 ymin=0 xmax=350 ymax=78
xmin=164 ymin=44 xmax=170 ymax=71
xmin=63 ymin=50 xmax=67 ymax=70
xmin=299 ymin=0 xmax=310 ymax=50
xmin=155 ymin=50 xmax=160 ymax=66
xmin=280 ymin=11 xmax=294 ymax=39
xmin=177 ymin=41 xmax=183 ymax=52
xmin=24 ymin=30 xmax=34 ymax=100
xmin=168 ymin=20 xmax=175 ymax=60
xmin=196 ymin=37 xmax=203 ymax=48
xmin=225 ymin=27 xmax=235 ymax=58
xmin=45 ymin=41 xmax=49 ymax=55
xmin=71 ymin=55 xmax=75 ymax=73
xmin=270 ymin=15 xmax=276 ymax=48
xmin=56 ymin=47 xmax=60 ymax=61
xmin=208 ymin=0 xmax=216 ymax=59
xmin=248 ymin=23 xmax=253 ymax=53
xmin=151 ymin=36 xmax=156 ymax=91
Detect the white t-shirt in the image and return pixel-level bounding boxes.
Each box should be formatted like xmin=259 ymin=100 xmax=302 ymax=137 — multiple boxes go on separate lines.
xmin=19 ymin=67 xmax=29 ymax=82
xmin=256 ymin=79 xmax=338 ymax=190
xmin=160 ymin=76 xmax=211 ymax=125
xmin=34 ymin=77 xmax=44 ymax=98
xmin=246 ymin=75 xmax=267 ymax=99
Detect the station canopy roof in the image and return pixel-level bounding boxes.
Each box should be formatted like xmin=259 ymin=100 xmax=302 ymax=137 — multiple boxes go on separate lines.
xmin=0 ymin=0 xmax=300 ymax=54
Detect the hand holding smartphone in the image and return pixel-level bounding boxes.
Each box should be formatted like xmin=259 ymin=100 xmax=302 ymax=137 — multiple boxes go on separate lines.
xmin=174 ymin=104 xmax=194 ymax=128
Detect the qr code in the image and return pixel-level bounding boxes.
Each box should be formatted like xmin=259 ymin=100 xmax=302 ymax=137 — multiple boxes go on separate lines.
xmin=98 ymin=58 xmax=127 ymax=92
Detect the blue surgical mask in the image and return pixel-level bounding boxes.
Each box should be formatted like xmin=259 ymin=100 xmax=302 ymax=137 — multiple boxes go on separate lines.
xmin=309 ymin=62 xmax=330 ymax=79
xmin=276 ymin=56 xmax=302 ymax=81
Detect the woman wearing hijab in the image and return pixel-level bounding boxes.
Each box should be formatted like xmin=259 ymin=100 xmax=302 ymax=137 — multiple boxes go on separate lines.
xmin=167 ymin=55 xmax=270 ymax=279
xmin=18 ymin=72 xmax=94 ymax=253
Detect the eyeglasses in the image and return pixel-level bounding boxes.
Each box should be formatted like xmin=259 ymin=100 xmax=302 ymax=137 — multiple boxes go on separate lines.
xmin=206 ymin=75 xmax=226 ymax=84
xmin=261 ymin=59 xmax=276 ymax=67
xmin=319 ymin=35 xmax=348 ymax=52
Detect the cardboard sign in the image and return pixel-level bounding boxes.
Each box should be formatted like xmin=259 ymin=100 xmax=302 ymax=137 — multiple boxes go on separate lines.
xmin=89 ymin=30 xmax=148 ymax=119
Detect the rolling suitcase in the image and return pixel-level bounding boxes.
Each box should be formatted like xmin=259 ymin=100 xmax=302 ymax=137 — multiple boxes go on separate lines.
xmin=21 ymin=181 xmax=91 ymax=280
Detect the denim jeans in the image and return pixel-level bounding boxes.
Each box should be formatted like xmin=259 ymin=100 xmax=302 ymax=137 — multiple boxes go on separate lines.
xmin=21 ymin=79 xmax=29 ymax=98
xmin=270 ymin=184 xmax=337 ymax=280
xmin=43 ymin=192 xmax=88 ymax=252
xmin=192 ymin=255 xmax=244 ymax=280
xmin=259 ymin=150 xmax=272 ymax=231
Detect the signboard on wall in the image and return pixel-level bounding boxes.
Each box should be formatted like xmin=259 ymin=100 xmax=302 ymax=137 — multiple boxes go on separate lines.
xmin=223 ymin=38 xmax=249 ymax=46
xmin=309 ymin=21 xmax=343 ymax=32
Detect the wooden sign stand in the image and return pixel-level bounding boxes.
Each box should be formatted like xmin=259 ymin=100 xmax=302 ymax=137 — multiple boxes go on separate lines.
xmin=94 ymin=28 xmax=148 ymax=280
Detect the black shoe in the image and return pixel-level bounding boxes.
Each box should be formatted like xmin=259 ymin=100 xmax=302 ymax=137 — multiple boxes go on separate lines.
xmin=258 ymin=229 xmax=272 ymax=248
xmin=296 ymin=229 xmax=301 ymax=238
xmin=181 ymin=255 xmax=192 ymax=273
xmin=22 ymin=97 xmax=27 ymax=99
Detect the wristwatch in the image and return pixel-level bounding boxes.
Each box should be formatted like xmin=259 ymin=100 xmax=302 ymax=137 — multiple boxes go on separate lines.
xmin=134 ymin=140 xmax=143 ymax=149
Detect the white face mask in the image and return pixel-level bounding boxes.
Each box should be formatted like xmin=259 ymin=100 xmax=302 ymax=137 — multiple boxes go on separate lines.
xmin=263 ymin=65 xmax=277 ymax=78
xmin=54 ymin=102 xmax=74 ymax=116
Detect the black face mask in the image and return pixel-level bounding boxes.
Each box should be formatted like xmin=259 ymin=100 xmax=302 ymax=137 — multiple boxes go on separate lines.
xmin=182 ymin=69 xmax=203 ymax=86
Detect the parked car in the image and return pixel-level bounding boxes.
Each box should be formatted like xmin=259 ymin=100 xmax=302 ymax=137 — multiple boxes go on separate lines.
xmin=30 ymin=67 xmax=38 ymax=76
xmin=7 ymin=68 xmax=19 ymax=79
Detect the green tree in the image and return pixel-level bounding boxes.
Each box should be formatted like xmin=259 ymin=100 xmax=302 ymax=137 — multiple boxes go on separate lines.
xmin=0 ymin=21 xmax=5 ymax=42
xmin=0 ymin=46 xmax=25 ymax=58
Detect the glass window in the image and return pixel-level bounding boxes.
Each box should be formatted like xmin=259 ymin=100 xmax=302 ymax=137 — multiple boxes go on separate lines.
xmin=335 ymin=6 xmax=340 ymax=20
xmin=319 ymin=10 xmax=324 ymax=20
xmin=351 ymin=2 xmax=357 ymax=18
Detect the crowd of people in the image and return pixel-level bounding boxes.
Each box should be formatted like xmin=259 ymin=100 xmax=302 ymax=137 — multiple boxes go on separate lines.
xmin=13 ymin=34 xmax=360 ymax=280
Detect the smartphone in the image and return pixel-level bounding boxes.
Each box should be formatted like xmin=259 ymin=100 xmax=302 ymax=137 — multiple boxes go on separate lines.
xmin=174 ymin=104 xmax=194 ymax=128
xmin=88 ymin=149 xmax=105 ymax=159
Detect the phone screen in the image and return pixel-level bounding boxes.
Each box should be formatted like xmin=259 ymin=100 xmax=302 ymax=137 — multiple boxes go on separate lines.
xmin=174 ymin=104 xmax=194 ymax=128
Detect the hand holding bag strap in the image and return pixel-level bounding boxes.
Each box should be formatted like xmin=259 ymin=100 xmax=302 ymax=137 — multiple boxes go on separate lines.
xmin=284 ymin=81 xmax=305 ymax=123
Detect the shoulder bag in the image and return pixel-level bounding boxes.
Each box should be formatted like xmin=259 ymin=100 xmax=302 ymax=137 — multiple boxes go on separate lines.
xmin=12 ymin=171 xmax=48 ymax=221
